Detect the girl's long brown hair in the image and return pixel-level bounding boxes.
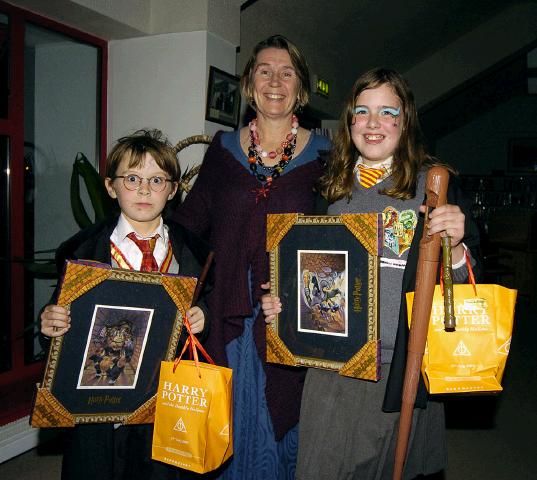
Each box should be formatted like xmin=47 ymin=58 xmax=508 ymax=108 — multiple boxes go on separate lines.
xmin=318 ymin=68 xmax=443 ymax=203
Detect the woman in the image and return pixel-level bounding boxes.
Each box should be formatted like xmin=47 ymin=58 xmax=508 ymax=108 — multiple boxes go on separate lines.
xmin=174 ymin=35 xmax=330 ymax=478
xmin=265 ymin=68 xmax=481 ymax=479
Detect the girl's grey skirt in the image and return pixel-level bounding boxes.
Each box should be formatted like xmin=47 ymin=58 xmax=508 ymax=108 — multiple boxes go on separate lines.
xmin=296 ymin=366 xmax=446 ymax=480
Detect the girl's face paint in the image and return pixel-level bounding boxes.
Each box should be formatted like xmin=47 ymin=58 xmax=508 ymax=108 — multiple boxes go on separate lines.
xmin=350 ymin=83 xmax=403 ymax=166
xmin=352 ymin=106 xmax=369 ymax=116
xmin=352 ymin=106 xmax=400 ymax=117
xmin=380 ymin=107 xmax=401 ymax=127
xmin=351 ymin=106 xmax=401 ymax=126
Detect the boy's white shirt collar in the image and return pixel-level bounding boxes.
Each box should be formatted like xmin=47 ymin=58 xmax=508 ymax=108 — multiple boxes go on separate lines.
xmin=115 ymin=213 xmax=167 ymax=241
xmin=110 ymin=214 xmax=173 ymax=271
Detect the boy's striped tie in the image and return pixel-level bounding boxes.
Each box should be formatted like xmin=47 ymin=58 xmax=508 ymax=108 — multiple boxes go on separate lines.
xmin=357 ymin=164 xmax=386 ymax=188
xmin=127 ymin=232 xmax=159 ymax=272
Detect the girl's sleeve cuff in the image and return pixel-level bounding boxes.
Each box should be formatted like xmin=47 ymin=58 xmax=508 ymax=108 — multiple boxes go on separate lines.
xmin=452 ymin=243 xmax=475 ymax=283
xmin=452 ymin=242 xmax=472 ymax=269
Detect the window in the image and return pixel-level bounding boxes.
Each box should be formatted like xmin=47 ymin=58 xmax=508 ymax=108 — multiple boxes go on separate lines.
xmin=24 ymin=22 xmax=102 ymax=362
xmin=0 ymin=1 xmax=107 ymax=425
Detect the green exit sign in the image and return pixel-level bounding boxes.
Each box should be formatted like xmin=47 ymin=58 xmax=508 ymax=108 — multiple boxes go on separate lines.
xmin=313 ymin=75 xmax=329 ymax=98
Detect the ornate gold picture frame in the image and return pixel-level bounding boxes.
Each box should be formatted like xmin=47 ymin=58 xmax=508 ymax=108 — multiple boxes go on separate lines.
xmin=266 ymin=214 xmax=381 ymax=380
xmin=31 ymin=260 xmax=195 ymax=427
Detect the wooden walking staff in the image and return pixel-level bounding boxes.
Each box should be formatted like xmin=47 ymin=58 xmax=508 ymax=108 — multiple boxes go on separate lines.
xmin=392 ymin=166 xmax=449 ymax=480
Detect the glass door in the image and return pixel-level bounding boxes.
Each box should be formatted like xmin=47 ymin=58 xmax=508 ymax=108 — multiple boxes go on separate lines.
xmin=24 ymin=22 xmax=101 ymax=362
xmin=0 ymin=1 xmax=107 ymax=426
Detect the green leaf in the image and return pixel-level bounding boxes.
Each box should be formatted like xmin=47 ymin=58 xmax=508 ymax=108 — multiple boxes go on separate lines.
xmin=71 ymin=156 xmax=93 ymax=228
xmin=11 ymin=256 xmax=58 ymax=278
xmin=74 ymin=153 xmax=115 ymax=222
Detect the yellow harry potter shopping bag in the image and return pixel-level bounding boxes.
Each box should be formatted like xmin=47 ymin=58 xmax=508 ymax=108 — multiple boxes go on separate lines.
xmin=407 ymin=283 xmax=517 ymax=394
xmin=152 ymin=322 xmax=233 ymax=473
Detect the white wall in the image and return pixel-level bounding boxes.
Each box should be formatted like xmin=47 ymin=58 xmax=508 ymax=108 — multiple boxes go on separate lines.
xmin=108 ymin=31 xmax=207 ymax=164
xmin=108 ymin=30 xmax=237 ymax=173
xmin=205 ymin=32 xmax=237 ymax=132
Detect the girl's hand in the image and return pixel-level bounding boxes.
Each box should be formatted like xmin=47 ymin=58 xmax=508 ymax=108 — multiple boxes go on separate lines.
xmin=41 ymin=305 xmax=71 ymax=337
xmin=421 ymin=204 xmax=466 ymax=262
xmin=261 ymin=282 xmax=282 ymax=324
xmin=187 ymin=306 xmax=205 ymax=334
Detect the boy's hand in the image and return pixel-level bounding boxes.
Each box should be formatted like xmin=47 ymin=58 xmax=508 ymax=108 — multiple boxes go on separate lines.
xmin=260 ymin=282 xmax=282 ymax=324
xmin=41 ymin=305 xmax=71 ymax=337
xmin=187 ymin=306 xmax=205 ymax=334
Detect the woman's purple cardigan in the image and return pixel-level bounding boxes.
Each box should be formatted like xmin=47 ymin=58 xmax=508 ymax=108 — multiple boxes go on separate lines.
xmin=173 ymin=131 xmax=324 ymax=440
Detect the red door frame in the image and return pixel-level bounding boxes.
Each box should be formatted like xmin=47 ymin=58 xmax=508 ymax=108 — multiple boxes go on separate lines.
xmin=0 ymin=0 xmax=107 ymax=423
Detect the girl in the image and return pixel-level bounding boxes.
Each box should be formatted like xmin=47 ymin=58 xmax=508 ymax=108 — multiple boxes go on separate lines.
xmin=262 ymin=68 xmax=481 ymax=479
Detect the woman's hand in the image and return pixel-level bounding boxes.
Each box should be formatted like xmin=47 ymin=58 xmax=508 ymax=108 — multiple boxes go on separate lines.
xmin=187 ymin=306 xmax=205 ymax=334
xmin=41 ymin=304 xmax=71 ymax=337
xmin=421 ymin=204 xmax=466 ymax=263
xmin=260 ymin=282 xmax=282 ymax=324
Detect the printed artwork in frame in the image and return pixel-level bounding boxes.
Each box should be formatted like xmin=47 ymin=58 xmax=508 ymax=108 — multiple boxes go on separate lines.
xmin=266 ymin=214 xmax=382 ymax=381
xmin=205 ymin=66 xmax=241 ymax=128
xmin=31 ymin=260 xmax=196 ymax=428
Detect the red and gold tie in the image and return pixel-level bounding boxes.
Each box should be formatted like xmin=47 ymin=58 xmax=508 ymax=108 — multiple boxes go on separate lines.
xmin=357 ymin=164 xmax=386 ymax=188
xmin=127 ymin=232 xmax=159 ymax=272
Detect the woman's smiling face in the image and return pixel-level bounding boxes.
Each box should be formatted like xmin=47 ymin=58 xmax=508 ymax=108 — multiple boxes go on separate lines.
xmin=252 ymin=47 xmax=299 ymax=120
xmin=350 ymin=83 xmax=403 ymax=165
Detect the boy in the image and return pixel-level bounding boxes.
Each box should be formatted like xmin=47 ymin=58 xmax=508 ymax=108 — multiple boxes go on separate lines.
xmin=40 ymin=129 xmax=209 ymax=480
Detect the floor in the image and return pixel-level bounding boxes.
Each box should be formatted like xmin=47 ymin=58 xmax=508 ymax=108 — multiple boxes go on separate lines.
xmin=1 ymin=298 xmax=536 ymax=479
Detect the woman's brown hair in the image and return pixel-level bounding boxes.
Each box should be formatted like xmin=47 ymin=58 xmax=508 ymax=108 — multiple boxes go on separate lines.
xmin=318 ymin=68 xmax=438 ymax=203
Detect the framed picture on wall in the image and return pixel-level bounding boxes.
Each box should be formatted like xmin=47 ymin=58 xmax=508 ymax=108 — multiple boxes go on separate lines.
xmin=508 ymin=138 xmax=537 ymax=173
xmin=205 ymin=66 xmax=241 ymax=128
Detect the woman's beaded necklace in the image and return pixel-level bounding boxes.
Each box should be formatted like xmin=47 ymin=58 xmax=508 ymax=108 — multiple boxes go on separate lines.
xmin=247 ymin=115 xmax=299 ymax=200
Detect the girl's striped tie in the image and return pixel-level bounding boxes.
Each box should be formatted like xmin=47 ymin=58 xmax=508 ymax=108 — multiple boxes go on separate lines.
xmin=357 ymin=164 xmax=386 ymax=188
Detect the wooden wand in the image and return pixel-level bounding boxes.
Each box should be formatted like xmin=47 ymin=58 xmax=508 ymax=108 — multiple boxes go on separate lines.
xmin=392 ymin=166 xmax=449 ymax=480
xmin=191 ymin=251 xmax=215 ymax=307
xmin=145 ymin=251 xmax=215 ymax=393
xmin=442 ymin=236 xmax=456 ymax=331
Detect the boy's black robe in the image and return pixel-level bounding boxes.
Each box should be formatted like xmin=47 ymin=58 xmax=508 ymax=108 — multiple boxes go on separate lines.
xmin=44 ymin=214 xmax=211 ymax=480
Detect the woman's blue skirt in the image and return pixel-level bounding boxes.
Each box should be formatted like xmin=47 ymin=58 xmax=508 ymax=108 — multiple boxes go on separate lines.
xmin=220 ymin=304 xmax=298 ymax=479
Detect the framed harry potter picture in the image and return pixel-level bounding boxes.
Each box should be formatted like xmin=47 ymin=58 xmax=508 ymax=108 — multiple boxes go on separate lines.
xmin=266 ymin=214 xmax=382 ymax=381
xmin=31 ymin=260 xmax=196 ymax=427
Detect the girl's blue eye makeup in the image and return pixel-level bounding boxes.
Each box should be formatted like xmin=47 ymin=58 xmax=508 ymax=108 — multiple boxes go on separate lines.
xmin=379 ymin=107 xmax=400 ymax=117
xmin=352 ymin=106 xmax=369 ymax=115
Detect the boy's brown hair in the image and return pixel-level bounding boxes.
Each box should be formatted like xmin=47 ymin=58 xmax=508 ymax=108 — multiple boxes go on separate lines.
xmin=105 ymin=129 xmax=179 ymax=181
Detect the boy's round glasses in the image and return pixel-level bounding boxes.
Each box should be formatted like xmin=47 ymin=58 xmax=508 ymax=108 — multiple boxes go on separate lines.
xmin=114 ymin=174 xmax=172 ymax=192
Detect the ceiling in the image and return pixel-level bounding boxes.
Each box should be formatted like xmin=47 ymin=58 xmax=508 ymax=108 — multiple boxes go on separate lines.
xmin=238 ymin=0 xmax=526 ymax=117
xmin=240 ymin=0 xmax=520 ymax=74
xmin=8 ymin=0 xmax=532 ymax=121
